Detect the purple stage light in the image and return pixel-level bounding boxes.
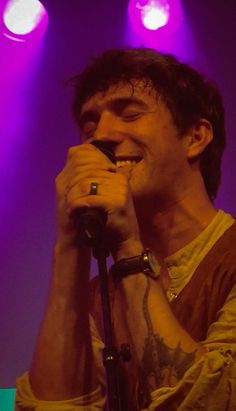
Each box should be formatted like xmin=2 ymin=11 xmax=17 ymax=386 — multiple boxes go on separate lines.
xmin=128 ymin=0 xmax=183 ymax=37
xmin=2 ymin=0 xmax=48 ymax=41
xmin=139 ymin=0 xmax=170 ymax=30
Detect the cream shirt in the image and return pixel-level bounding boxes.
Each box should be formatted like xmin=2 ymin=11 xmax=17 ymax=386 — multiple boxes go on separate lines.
xmin=15 ymin=210 xmax=236 ymax=410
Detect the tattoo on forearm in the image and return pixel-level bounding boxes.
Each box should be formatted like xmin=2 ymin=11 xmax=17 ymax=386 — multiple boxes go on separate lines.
xmin=137 ymin=277 xmax=196 ymax=407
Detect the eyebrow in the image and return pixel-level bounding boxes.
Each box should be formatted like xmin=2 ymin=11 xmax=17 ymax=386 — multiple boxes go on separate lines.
xmin=108 ymin=96 xmax=149 ymax=109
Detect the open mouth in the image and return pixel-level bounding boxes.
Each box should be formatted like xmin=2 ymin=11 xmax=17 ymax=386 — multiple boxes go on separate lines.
xmin=115 ymin=156 xmax=142 ymax=168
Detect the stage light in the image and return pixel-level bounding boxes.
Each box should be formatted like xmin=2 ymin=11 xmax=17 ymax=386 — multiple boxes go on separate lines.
xmin=138 ymin=0 xmax=170 ymax=30
xmin=128 ymin=0 xmax=183 ymax=37
xmin=2 ymin=0 xmax=48 ymax=41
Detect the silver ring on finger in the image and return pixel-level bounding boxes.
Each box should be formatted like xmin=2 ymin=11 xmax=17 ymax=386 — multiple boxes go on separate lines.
xmin=89 ymin=181 xmax=98 ymax=195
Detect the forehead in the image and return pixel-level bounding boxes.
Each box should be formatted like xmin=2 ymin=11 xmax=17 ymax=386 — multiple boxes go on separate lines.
xmin=80 ymin=80 xmax=160 ymax=112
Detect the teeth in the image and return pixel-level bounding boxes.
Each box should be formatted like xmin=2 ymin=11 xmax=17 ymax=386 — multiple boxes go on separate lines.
xmin=116 ymin=160 xmax=137 ymax=168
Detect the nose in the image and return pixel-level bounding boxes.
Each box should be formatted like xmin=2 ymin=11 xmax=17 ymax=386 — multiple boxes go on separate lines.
xmin=93 ymin=110 xmax=124 ymax=145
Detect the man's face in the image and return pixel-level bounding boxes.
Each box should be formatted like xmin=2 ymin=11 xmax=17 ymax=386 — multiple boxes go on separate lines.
xmin=78 ymin=81 xmax=192 ymax=208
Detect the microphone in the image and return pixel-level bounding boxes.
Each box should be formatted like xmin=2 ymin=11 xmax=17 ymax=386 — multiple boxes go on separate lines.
xmin=73 ymin=140 xmax=116 ymax=246
xmin=91 ymin=140 xmax=116 ymax=164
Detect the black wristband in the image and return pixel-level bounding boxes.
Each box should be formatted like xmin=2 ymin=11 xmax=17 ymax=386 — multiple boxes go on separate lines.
xmin=110 ymin=249 xmax=160 ymax=279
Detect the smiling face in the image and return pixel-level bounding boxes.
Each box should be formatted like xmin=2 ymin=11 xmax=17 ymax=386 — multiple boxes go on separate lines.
xmin=78 ymin=81 xmax=196 ymax=209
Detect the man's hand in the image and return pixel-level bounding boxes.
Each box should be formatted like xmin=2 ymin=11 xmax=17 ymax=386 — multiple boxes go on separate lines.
xmin=56 ymin=143 xmax=142 ymax=254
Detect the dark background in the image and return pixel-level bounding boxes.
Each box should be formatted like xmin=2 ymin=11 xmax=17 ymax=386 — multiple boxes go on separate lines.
xmin=0 ymin=0 xmax=236 ymax=387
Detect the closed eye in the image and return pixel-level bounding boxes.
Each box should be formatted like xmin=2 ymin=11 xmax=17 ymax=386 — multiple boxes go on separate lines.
xmin=78 ymin=110 xmax=100 ymax=139
xmin=80 ymin=121 xmax=97 ymax=140
xmin=121 ymin=111 xmax=143 ymax=121
xmin=110 ymin=97 xmax=147 ymax=121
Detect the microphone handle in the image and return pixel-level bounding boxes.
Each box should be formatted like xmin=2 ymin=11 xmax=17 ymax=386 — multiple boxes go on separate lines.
xmin=74 ymin=140 xmax=115 ymax=246
xmin=91 ymin=140 xmax=116 ymax=163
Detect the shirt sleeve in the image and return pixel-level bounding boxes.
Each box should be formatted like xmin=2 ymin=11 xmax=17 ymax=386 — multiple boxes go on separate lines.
xmin=147 ymin=283 xmax=236 ymax=411
xmin=15 ymin=315 xmax=106 ymax=411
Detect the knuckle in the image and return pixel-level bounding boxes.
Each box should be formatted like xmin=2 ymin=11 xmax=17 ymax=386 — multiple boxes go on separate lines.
xmin=55 ymin=171 xmax=65 ymax=191
xmin=67 ymin=145 xmax=79 ymax=157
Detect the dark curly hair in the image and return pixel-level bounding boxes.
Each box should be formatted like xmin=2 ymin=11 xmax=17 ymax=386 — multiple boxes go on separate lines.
xmin=71 ymin=47 xmax=226 ymax=200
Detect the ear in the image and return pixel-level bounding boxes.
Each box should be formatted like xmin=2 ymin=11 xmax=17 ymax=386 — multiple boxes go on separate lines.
xmin=185 ymin=119 xmax=213 ymax=160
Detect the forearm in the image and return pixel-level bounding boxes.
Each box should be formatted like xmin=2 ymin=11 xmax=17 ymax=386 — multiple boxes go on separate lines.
xmin=30 ymin=239 xmax=96 ymax=400
xmin=117 ymin=274 xmax=204 ymax=404
xmin=113 ymin=241 xmax=205 ymax=397
xmin=123 ymin=274 xmax=202 ymax=356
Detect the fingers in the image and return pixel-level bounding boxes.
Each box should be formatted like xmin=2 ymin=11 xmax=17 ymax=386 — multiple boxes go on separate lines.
xmin=66 ymin=144 xmax=117 ymax=172
xmin=56 ymin=144 xmax=141 ymax=248
xmin=65 ymin=169 xmax=116 ymax=196
xmin=65 ymin=172 xmax=129 ymax=215
xmin=56 ymin=143 xmax=119 ymax=217
xmin=61 ymin=144 xmax=117 ymax=195
xmin=56 ymin=144 xmax=116 ymax=196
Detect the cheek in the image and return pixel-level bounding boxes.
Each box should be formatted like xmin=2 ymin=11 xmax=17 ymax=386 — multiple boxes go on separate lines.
xmin=147 ymin=141 xmax=186 ymax=185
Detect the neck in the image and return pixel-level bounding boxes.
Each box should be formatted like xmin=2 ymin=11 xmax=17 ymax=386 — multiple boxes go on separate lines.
xmin=135 ymin=186 xmax=217 ymax=260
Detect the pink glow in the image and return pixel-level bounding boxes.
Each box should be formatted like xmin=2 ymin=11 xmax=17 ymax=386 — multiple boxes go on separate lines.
xmin=128 ymin=0 xmax=183 ymax=37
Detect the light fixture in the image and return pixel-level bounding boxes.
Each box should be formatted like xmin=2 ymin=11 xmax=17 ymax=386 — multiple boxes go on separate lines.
xmin=128 ymin=0 xmax=183 ymax=37
xmin=2 ymin=0 xmax=48 ymax=41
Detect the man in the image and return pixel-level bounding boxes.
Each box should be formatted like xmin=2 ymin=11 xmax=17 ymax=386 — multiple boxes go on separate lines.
xmin=15 ymin=47 xmax=236 ymax=410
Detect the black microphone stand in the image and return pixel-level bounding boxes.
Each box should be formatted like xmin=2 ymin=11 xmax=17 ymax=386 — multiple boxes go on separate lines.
xmin=93 ymin=238 xmax=121 ymax=411
xmin=75 ymin=208 xmax=125 ymax=411
xmin=74 ymin=141 xmax=131 ymax=409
